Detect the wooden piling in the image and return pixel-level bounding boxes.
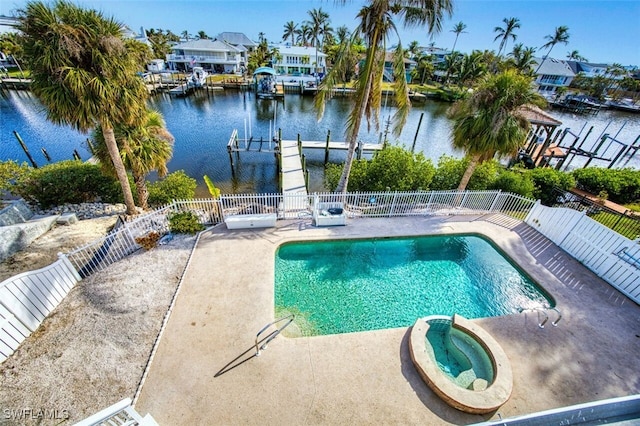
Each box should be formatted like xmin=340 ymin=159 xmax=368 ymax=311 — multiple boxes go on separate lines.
xmin=13 ymin=130 xmax=38 ymax=168
xmin=324 ymin=130 xmax=331 ymax=164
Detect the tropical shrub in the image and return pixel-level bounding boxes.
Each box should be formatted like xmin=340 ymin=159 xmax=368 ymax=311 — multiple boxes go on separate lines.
xmin=0 ymin=160 xmax=30 ymax=192
xmin=529 ymin=167 xmax=575 ymax=205
xmin=572 ymin=167 xmax=640 ymax=204
xmin=11 ymin=160 xmax=121 ymax=208
xmin=490 ymin=168 xmax=535 ymax=198
xmin=430 ymin=156 xmax=467 ymax=190
xmin=168 ymin=211 xmax=204 ymax=234
xmin=325 ymin=146 xmax=435 ymax=192
xmin=147 ymin=170 xmax=196 ymax=206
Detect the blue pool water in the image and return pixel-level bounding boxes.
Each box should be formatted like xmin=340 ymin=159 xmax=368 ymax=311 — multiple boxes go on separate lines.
xmin=274 ymin=235 xmax=553 ymax=336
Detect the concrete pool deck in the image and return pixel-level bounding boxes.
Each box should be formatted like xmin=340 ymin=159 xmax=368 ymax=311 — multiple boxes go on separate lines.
xmin=135 ymin=214 xmax=640 ymax=425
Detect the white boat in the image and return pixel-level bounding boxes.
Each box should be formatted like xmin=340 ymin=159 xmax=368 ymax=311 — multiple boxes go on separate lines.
xmin=607 ymin=99 xmax=640 ymax=113
xmin=188 ymin=66 xmax=208 ymax=88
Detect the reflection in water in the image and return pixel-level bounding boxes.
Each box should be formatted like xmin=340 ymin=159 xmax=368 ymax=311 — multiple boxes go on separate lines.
xmin=2 ymin=88 xmax=638 ymax=195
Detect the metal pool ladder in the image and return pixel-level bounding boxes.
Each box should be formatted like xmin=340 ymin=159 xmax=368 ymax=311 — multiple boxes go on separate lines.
xmin=519 ymin=307 xmax=562 ymax=328
xmin=255 ymin=314 xmax=295 ymax=356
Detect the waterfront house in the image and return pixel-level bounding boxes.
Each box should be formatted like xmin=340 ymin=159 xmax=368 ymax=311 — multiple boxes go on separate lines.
xmin=271 ymin=45 xmax=328 ymax=76
xmin=166 ymin=39 xmax=244 ymax=74
xmin=213 ymin=32 xmax=257 ymax=55
xmin=533 ymin=58 xmax=575 ymax=97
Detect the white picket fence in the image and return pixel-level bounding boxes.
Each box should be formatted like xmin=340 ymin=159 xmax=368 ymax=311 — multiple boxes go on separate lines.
xmin=525 ymin=202 xmax=640 ymax=304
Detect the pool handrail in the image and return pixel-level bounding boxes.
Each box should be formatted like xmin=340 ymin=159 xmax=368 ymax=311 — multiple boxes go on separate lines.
xmin=255 ymin=314 xmax=295 ymax=356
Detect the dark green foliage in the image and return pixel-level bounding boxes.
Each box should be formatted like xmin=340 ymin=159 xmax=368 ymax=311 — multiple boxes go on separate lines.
xmin=168 ymin=211 xmax=204 ymax=234
xmin=572 ymin=167 xmax=640 ymax=204
xmin=147 ymin=170 xmax=196 ymax=206
xmin=430 ymin=156 xmax=468 ymax=190
xmin=11 ymin=161 xmax=121 ymax=208
xmin=467 ymin=160 xmax=500 ymax=190
xmin=325 ymin=147 xmax=435 ymax=192
xmin=529 ymin=167 xmax=575 ymax=205
xmin=0 ymin=160 xmax=30 ymax=192
xmin=491 ymin=168 xmax=535 ymax=198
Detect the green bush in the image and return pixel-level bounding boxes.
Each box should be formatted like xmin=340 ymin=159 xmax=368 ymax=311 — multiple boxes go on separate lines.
xmin=0 ymin=160 xmax=30 ymax=192
xmin=168 ymin=211 xmax=204 ymax=234
xmin=528 ymin=167 xmax=575 ymax=205
xmin=491 ymin=168 xmax=535 ymax=198
xmin=147 ymin=170 xmax=197 ymax=206
xmin=430 ymin=156 xmax=467 ymax=190
xmin=11 ymin=160 xmax=121 ymax=208
xmin=325 ymin=146 xmax=435 ymax=192
xmin=572 ymin=167 xmax=640 ymax=204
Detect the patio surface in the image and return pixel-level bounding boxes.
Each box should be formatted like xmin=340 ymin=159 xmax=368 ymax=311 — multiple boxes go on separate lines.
xmin=135 ymin=214 xmax=640 ymax=425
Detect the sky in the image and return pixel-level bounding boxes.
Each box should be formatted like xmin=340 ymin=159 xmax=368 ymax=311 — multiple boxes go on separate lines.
xmin=1 ymin=0 xmax=639 ymax=66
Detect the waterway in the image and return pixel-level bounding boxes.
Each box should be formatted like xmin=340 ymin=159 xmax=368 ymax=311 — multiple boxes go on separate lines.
xmin=1 ymin=88 xmax=638 ymax=196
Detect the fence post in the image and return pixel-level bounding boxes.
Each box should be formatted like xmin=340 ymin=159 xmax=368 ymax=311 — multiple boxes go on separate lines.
xmin=390 ymin=191 xmax=398 ymax=217
xmin=488 ymin=190 xmax=502 ymax=212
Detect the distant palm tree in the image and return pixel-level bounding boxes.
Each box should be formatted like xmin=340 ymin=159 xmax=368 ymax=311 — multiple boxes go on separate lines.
xmin=93 ymin=109 xmax=174 ymax=209
xmin=197 ymin=30 xmax=208 ymax=40
xmin=450 ymin=21 xmax=467 ymax=54
xmin=181 ymin=30 xmax=191 ymax=41
xmin=494 ymin=17 xmax=520 ymax=58
xmin=508 ymin=43 xmax=537 ymax=75
xmin=316 ymin=0 xmax=453 ymax=192
xmin=407 ymin=40 xmax=421 ymax=59
xmin=19 ymin=0 xmax=147 ymax=214
xmin=535 ymin=26 xmax=570 ymax=74
xmin=448 ymin=69 xmax=546 ymax=191
xmin=282 ymin=21 xmax=298 ymax=45
xmin=297 ymin=24 xmax=311 ymax=46
xmin=567 ymin=50 xmax=587 ymax=62
xmin=306 ymin=7 xmax=330 ymax=76
xmin=335 ymin=25 xmax=350 ymax=44
xmin=457 ymin=51 xmax=486 ymax=88
xmin=258 ymin=32 xmax=266 ymax=43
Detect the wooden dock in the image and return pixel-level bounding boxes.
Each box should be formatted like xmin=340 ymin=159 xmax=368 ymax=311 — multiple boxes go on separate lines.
xmin=279 ymin=140 xmax=308 ymax=197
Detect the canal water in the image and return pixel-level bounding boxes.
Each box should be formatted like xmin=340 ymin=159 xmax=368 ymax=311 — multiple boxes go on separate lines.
xmin=1 ymin=88 xmax=638 ymax=196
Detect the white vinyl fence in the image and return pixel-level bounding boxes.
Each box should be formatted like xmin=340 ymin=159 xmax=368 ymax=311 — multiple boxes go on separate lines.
xmin=3 ymin=190 xmax=637 ymax=365
xmin=526 ymin=202 xmax=640 ymax=304
xmin=0 ymin=255 xmax=80 ymax=362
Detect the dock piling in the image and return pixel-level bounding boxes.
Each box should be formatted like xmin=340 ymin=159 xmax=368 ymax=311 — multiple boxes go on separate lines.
xmin=13 ymin=130 xmax=38 ymax=168
xmin=324 ymin=130 xmax=331 ymax=164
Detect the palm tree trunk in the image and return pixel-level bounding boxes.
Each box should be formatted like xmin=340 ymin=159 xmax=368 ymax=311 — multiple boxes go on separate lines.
xmin=534 ymin=46 xmax=554 ymax=74
xmin=102 ymin=125 xmax=138 ymax=215
xmin=457 ymin=153 xmax=481 ymax=191
xmin=133 ymin=171 xmax=149 ymax=210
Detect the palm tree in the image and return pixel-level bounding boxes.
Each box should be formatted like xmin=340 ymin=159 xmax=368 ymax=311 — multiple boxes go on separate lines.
xmin=297 ymin=24 xmax=312 ymax=46
xmin=493 ymin=17 xmax=520 ymax=58
xmin=567 ymin=50 xmax=587 ymax=62
xmin=316 ymin=0 xmax=453 ymax=193
xmin=181 ymin=30 xmax=192 ymax=41
xmin=450 ymin=21 xmax=467 ymax=54
xmin=92 ymin=109 xmax=174 ymax=210
xmin=197 ymin=30 xmax=208 ymax=40
xmin=508 ymin=43 xmax=537 ymax=75
xmin=535 ymin=26 xmax=570 ymax=74
xmin=283 ymin=21 xmax=298 ymax=45
xmin=448 ymin=69 xmax=546 ymax=191
xmin=306 ymin=7 xmax=330 ymax=77
xmin=407 ymin=40 xmax=421 ymax=59
xmin=18 ymin=0 xmax=147 ymax=215
xmin=335 ymin=25 xmax=350 ymax=45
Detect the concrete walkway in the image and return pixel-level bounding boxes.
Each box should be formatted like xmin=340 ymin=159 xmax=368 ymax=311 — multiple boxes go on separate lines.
xmin=135 ymin=215 xmax=640 ymax=425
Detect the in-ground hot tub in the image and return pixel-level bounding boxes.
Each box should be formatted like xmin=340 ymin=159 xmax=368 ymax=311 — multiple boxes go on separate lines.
xmin=409 ymin=314 xmax=513 ymax=414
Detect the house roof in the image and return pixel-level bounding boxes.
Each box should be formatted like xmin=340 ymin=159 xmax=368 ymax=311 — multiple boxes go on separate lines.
xmin=171 ymin=39 xmax=241 ymax=52
xmin=273 ymin=45 xmax=327 ymax=57
xmin=533 ymin=58 xmax=575 ymax=77
xmin=383 ymin=52 xmax=416 ymax=65
xmin=214 ymin=32 xmax=256 ymax=47
xmin=518 ymin=104 xmax=563 ymax=127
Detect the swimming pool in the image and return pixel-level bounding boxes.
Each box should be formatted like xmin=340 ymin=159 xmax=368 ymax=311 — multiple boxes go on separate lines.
xmin=274 ymin=234 xmax=553 ymax=336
